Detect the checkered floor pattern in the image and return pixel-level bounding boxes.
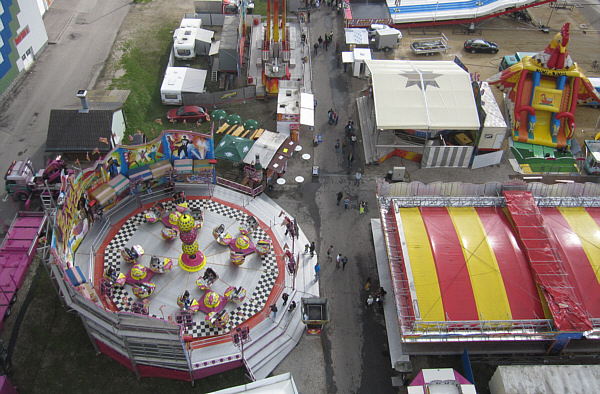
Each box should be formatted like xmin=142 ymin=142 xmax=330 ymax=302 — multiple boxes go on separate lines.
xmin=103 ymin=199 xmax=279 ymax=337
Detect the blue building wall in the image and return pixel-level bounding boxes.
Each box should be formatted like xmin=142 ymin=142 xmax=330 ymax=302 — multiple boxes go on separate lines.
xmin=0 ymin=0 xmax=18 ymax=94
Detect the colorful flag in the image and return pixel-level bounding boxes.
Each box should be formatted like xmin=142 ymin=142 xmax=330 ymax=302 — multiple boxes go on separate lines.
xmin=99 ymin=137 xmax=109 ymax=144
xmin=86 ymin=151 xmax=90 ymax=161
xmin=92 ymin=147 xmax=100 ymax=156
xmin=155 ymin=119 xmax=163 ymax=125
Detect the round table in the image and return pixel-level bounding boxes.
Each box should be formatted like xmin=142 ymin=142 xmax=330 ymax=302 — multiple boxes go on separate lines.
xmin=302 ymin=153 xmax=311 ymax=160
xmin=277 ymin=178 xmax=286 ymax=185
xmin=295 ymin=145 xmax=303 ymax=152
xmin=295 ymin=176 xmax=305 ymax=183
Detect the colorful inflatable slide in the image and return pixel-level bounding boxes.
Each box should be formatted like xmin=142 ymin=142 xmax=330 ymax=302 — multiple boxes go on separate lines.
xmin=488 ymin=23 xmax=600 ymax=149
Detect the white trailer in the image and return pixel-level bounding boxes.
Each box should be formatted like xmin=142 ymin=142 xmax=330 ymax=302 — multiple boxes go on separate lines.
xmin=161 ymin=67 xmax=208 ymax=105
xmin=410 ymin=33 xmax=449 ymax=56
xmin=173 ymin=18 xmax=204 ymax=60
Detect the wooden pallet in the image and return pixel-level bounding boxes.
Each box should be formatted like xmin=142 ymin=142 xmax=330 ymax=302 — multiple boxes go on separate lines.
xmin=251 ymin=128 xmax=265 ymax=140
xmin=232 ymin=126 xmax=245 ymax=137
xmin=216 ymin=123 xmax=230 ymax=134
xmin=240 ymin=129 xmax=252 ymax=138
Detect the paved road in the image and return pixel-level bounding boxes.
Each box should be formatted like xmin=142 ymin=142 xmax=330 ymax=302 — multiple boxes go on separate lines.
xmin=271 ymin=5 xmax=396 ymax=393
xmin=0 ymin=0 xmax=131 ymax=225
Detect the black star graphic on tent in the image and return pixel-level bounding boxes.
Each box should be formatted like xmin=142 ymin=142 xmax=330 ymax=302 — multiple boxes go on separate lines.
xmin=401 ymin=71 xmax=442 ymax=90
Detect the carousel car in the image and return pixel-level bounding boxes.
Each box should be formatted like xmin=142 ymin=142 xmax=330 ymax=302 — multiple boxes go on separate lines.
xmin=463 ymin=39 xmax=499 ymax=54
xmin=166 ymin=106 xmax=210 ymax=123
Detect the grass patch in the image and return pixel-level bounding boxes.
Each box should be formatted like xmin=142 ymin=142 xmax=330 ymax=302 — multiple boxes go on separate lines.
xmin=109 ymin=25 xmax=212 ymax=142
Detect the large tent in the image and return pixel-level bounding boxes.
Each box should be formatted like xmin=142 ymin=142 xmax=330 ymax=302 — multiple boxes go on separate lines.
xmin=365 ymin=59 xmax=480 ymax=131
xmin=214 ymin=134 xmax=255 ymax=162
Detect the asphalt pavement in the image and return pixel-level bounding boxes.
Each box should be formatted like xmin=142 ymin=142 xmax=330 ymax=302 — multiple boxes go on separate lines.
xmin=0 ymin=0 xmax=131 ymax=228
xmin=270 ymin=5 xmax=397 ymax=393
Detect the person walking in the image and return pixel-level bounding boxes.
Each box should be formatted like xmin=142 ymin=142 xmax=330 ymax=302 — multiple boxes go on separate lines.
xmin=348 ymin=153 xmax=354 ymax=168
xmin=336 ymin=191 xmax=344 ymax=205
xmin=270 ymin=304 xmax=278 ymax=319
xmin=336 ymin=253 xmax=342 ymax=268
xmin=318 ymin=35 xmax=323 ymax=47
xmin=327 ymin=245 xmax=334 ymax=262
xmin=366 ymin=294 xmax=374 ymax=307
xmin=341 ymin=140 xmax=346 ymax=155
xmin=335 ymin=139 xmax=340 ymax=154
xmin=359 ymin=201 xmax=366 ymax=214
xmin=304 ymin=243 xmax=310 ymax=254
xmin=365 ymin=277 xmax=371 ymax=291
xmin=344 ymin=195 xmax=350 ymax=209
xmin=314 ymin=42 xmax=319 ymax=54
xmin=342 ymin=256 xmax=348 ymax=270
xmin=314 ymin=262 xmax=321 ymax=280
xmin=355 ymin=171 xmax=362 ymax=186
xmin=288 ymin=300 xmax=297 ymax=313
xmin=309 ymin=241 xmax=316 ymax=257
xmin=282 ymin=293 xmax=289 ymax=306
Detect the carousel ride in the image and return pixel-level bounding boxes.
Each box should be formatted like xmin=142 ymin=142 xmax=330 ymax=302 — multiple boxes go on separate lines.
xmin=100 ymin=193 xmax=276 ymax=333
xmin=212 ymin=216 xmax=272 ymax=265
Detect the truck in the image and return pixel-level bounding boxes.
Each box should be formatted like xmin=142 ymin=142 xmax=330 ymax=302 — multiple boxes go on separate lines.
xmin=410 ymin=33 xmax=449 ymax=56
xmin=498 ymin=51 xmax=538 ymax=71
xmin=4 ymin=156 xmax=68 ymax=208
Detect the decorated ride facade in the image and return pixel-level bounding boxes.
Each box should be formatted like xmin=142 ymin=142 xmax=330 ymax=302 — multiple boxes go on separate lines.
xmin=488 ymin=23 xmax=600 ymax=149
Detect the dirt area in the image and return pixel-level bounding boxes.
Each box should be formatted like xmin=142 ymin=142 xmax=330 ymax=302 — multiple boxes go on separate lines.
xmin=95 ymin=1 xmax=600 ymax=152
xmin=388 ymin=6 xmax=600 ymax=148
xmin=95 ymin=0 xmax=192 ymax=91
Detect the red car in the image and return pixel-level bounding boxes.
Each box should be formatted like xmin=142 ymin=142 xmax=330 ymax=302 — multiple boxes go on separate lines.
xmin=166 ymin=106 xmax=210 ymax=123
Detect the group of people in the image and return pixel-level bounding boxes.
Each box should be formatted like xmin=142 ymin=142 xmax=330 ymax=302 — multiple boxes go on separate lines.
xmin=365 ymin=278 xmax=387 ymax=309
xmin=270 ymin=293 xmax=297 ymax=319
xmin=327 ymin=108 xmax=339 ymax=125
xmin=314 ymin=30 xmax=335 ymax=54
xmin=336 ymin=191 xmax=366 ymax=213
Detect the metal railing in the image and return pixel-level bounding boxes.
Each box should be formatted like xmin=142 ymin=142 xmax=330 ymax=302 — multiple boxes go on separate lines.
xmin=216 ymin=177 xmax=263 ymax=197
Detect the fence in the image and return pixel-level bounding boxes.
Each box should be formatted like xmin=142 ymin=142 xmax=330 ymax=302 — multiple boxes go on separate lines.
xmin=216 ymin=177 xmax=263 ymax=197
xmin=183 ymin=86 xmax=257 ymax=107
xmin=378 ymin=179 xmax=600 ymax=199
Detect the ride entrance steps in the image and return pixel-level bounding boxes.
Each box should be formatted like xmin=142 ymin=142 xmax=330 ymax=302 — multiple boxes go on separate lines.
xmin=503 ymin=190 xmax=592 ymax=331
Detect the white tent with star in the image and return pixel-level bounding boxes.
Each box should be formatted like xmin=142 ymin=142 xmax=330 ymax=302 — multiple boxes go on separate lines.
xmin=364 ymin=60 xmax=480 ymax=131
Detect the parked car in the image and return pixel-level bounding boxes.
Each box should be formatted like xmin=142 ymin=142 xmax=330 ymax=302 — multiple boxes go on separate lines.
xmin=463 ymin=39 xmax=499 ymax=54
xmin=166 ymin=106 xmax=210 ymax=123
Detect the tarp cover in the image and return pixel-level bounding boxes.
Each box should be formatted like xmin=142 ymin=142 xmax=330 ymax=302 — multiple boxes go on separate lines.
xmin=215 ymin=134 xmax=255 ymax=162
xmin=503 ymin=190 xmax=592 ymax=332
xmin=243 ymin=130 xmax=287 ymax=166
xmin=365 ymin=60 xmax=480 ymax=131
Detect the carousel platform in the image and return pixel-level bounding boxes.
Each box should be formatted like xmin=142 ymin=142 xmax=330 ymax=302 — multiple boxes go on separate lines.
xmin=73 ymin=184 xmax=319 ymax=380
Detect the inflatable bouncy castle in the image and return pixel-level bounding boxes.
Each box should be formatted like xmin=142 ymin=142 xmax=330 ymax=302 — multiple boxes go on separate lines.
xmin=488 ymin=23 xmax=600 ymax=149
